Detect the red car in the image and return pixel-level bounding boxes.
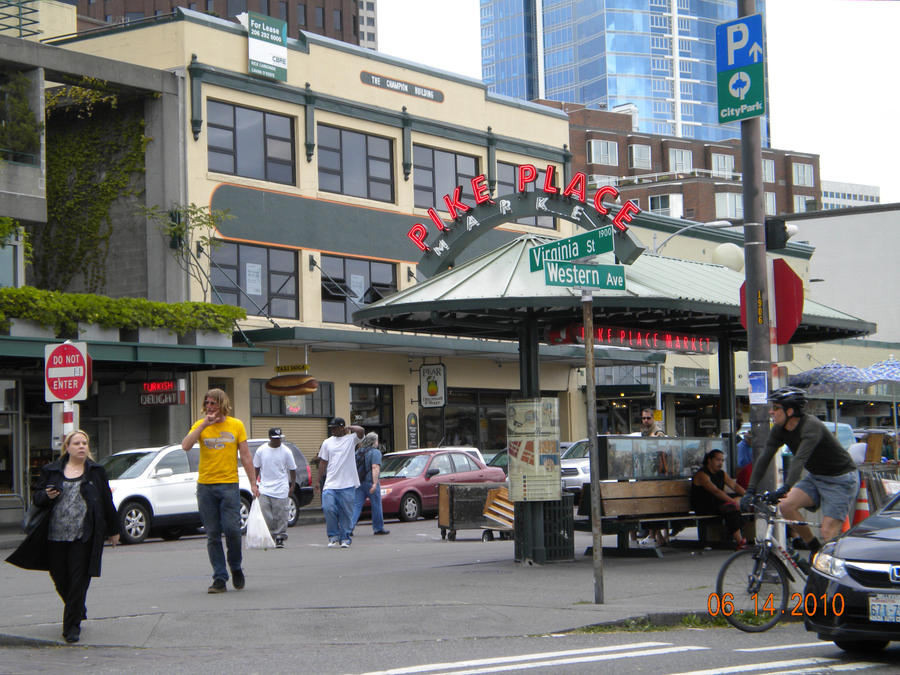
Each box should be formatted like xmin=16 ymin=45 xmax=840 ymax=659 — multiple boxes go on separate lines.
xmin=379 ymin=449 xmax=507 ymax=521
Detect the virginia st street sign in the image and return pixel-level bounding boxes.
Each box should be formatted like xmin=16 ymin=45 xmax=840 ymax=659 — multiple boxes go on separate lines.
xmin=529 ymin=227 xmax=614 ymax=272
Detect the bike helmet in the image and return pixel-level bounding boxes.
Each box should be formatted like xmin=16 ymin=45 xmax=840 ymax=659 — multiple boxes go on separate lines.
xmin=768 ymin=386 xmax=807 ymax=415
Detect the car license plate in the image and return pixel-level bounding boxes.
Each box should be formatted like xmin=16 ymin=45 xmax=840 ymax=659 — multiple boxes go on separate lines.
xmin=869 ymin=594 xmax=900 ymax=623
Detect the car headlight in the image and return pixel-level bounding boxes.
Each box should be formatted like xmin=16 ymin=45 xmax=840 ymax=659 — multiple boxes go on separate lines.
xmin=580 ymin=466 xmax=590 ymax=474
xmin=380 ymin=488 xmax=392 ymax=496
xmin=812 ymin=545 xmax=847 ymax=578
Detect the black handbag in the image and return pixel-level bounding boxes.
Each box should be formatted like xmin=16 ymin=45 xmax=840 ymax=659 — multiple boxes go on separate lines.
xmin=21 ymin=502 xmax=51 ymax=535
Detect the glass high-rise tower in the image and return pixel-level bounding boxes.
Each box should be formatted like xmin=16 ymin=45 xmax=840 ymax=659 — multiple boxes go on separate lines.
xmin=480 ymin=0 xmax=768 ymax=143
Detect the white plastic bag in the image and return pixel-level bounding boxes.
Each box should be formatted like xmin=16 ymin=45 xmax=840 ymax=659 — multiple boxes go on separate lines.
xmin=245 ymin=498 xmax=276 ymax=550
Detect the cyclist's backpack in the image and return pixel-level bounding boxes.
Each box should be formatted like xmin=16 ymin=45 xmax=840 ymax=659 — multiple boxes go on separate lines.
xmin=356 ymin=447 xmax=369 ymax=481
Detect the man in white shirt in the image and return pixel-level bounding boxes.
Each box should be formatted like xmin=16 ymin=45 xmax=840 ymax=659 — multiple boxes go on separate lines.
xmin=316 ymin=417 xmax=364 ymax=548
xmin=252 ymin=428 xmax=297 ymax=548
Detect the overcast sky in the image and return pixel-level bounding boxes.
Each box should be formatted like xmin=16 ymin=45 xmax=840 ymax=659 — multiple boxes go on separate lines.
xmin=376 ymin=0 xmax=900 ymax=203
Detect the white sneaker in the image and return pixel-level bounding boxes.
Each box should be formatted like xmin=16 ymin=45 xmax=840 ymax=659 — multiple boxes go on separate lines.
xmin=327 ymin=540 xmax=339 ymax=548
xmin=340 ymin=540 xmax=351 ymax=548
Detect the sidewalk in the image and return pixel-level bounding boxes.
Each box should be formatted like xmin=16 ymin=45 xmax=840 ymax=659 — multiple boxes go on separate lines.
xmin=0 ymin=518 xmax=736 ymax=648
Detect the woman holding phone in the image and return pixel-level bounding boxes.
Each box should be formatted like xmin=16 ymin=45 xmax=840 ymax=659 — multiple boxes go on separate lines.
xmin=6 ymin=430 xmax=120 ymax=643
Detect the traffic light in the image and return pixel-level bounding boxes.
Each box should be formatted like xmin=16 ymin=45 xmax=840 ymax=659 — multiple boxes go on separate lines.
xmin=765 ymin=218 xmax=789 ymax=250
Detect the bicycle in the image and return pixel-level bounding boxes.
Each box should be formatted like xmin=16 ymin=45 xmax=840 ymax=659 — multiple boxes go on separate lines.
xmin=712 ymin=491 xmax=815 ymax=632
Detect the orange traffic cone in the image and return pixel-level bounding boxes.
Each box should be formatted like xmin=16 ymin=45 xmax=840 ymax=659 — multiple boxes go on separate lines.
xmin=852 ymin=479 xmax=870 ymax=526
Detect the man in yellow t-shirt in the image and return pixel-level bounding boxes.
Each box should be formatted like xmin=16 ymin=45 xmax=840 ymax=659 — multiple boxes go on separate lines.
xmin=182 ymin=388 xmax=258 ymax=594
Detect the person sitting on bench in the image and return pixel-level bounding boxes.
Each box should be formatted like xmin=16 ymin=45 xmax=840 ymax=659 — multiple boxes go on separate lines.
xmin=691 ymin=449 xmax=747 ymax=550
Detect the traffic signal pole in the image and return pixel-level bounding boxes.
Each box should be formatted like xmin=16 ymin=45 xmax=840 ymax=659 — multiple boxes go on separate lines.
xmin=739 ymin=0 xmax=774 ymax=493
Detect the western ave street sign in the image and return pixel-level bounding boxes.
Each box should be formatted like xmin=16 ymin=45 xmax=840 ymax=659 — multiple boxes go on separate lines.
xmin=543 ymin=260 xmax=625 ymax=290
xmin=529 ymin=227 xmax=614 ymax=272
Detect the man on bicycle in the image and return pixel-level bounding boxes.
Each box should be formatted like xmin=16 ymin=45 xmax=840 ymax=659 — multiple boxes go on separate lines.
xmin=741 ymin=386 xmax=859 ymax=555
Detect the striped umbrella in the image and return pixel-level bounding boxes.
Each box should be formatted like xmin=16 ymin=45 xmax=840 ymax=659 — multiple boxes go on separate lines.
xmin=866 ymin=355 xmax=900 ymax=436
xmin=789 ymin=359 xmax=876 ymax=423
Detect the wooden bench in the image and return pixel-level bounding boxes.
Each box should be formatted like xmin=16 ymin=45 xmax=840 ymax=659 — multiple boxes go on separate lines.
xmin=575 ymin=479 xmax=725 ymax=557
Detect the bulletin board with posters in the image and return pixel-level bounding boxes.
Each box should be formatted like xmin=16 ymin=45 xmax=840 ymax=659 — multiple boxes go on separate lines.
xmin=507 ymin=397 xmax=561 ymax=501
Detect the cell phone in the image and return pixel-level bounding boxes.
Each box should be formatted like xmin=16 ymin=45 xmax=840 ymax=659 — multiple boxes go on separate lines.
xmin=46 ymin=484 xmax=57 ymax=491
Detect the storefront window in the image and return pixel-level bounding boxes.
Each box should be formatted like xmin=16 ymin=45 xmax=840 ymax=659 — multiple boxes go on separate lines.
xmin=420 ymin=388 xmax=516 ymax=451
xmin=350 ymin=384 xmax=394 ymax=453
xmin=0 ymin=380 xmax=18 ymax=495
xmin=250 ymin=379 xmax=334 ymax=418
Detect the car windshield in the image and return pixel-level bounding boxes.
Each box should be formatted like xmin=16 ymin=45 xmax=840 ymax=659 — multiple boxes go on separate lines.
xmin=99 ymin=451 xmax=157 ymax=479
xmin=380 ymin=454 xmax=429 ymax=478
xmin=562 ymin=440 xmax=590 ymax=459
xmin=488 ymin=451 xmax=507 ymax=468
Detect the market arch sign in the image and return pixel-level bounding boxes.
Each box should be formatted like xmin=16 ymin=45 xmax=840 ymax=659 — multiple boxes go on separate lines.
xmin=407 ymin=164 xmax=644 ymax=277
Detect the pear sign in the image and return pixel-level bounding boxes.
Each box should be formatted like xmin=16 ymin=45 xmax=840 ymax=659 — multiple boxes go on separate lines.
xmin=419 ymin=364 xmax=446 ymax=408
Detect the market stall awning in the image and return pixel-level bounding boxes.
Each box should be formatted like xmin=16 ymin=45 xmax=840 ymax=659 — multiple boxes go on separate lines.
xmin=353 ymin=234 xmax=875 ymax=347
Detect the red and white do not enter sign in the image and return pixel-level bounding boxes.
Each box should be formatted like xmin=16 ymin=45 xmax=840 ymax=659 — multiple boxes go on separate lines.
xmin=45 ymin=342 xmax=89 ymax=402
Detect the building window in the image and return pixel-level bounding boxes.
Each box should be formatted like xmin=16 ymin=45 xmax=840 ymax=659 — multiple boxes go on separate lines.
xmin=793 ymin=195 xmax=812 ymax=213
xmin=226 ymin=0 xmax=246 ymax=17
xmin=207 ymin=100 xmax=295 ymax=185
xmin=314 ymin=6 xmax=324 ymax=28
xmin=715 ymin=192 xmax=743 ymax=219
xmin=762 ymin=158 xmax=775 ymax=183
xmin=207 ymin=0 xmax=215 ymax=11
xmin=628 ymin=144 xmax=651 ymax=170
xmin=792 ymin=162 xmax=814 ymax=187
xmin=587 ymin=139 xmax=617 ymax=166
xmin=350 ymin=384 xmax=394 ymax=453
xmin=765 ymin=192 xmax=777 ymax=215
xmin=251 ymin=379 xmax=334 ymax=418
xmin=320 ymin=254 xmax=396 ymax=324
xmin=496 ymin=162 xmax=555 ymax=229
xmin=413 ymin=145 xmax=478 ymax=211
xmin=211 ymin=241 xmax=298 ymax=319
xmin=649 ymin=193 xmax=683 ymax=218
xmin=297 ymin=3 xmax=305 ymax=25
xmin=333 ymin=9 xmax=342 ymax=31
xmin=674 ymin=367 xmax=710 ymax=388
xmin=668 ymin=148 xmax=692 ymax=172
xmin=711 ymin=153 xmax=734 ymax=179
xmin=317 ymin=123 xmax=394 ymax=202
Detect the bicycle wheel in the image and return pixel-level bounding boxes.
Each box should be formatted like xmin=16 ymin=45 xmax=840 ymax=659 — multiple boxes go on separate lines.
xmin=716 ymin=547 xmax=790 ymax=632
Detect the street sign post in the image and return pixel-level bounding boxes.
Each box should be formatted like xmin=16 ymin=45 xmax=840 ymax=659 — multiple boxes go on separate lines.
xmin=716 ymin=13 xmax=765 ymax=124
xmin=529 ymin=227 xmax=614 ymax=272
xmin=543 ymin=260 xmax=625 ymax=289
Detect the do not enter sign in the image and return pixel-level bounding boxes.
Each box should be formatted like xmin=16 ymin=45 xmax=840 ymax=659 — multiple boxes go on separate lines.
xmin=45 ymin=342 xmax=90 ymax=402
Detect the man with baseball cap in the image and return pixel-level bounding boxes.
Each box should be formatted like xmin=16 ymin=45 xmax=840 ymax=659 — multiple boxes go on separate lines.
xmin=317 ymin=417 xmax=364 ymax=548
xmin=252 ymin=427 xmax=296 ymax=548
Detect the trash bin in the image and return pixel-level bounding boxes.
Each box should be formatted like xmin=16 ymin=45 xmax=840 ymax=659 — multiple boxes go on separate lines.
xmin=514 ymin=493 xmax=574 ymax=563
xmin=437 ymin=482 xmax=506 ymax=541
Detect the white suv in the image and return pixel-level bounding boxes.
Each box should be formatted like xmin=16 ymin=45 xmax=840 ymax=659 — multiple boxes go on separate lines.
xmin=101 ymin=443 xmax=255 ymax=545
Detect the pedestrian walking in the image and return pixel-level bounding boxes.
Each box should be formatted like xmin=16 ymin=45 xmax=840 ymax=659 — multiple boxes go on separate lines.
xmin=181 ymin=388 xmax=258 ymax=593
xmin=351 ymin=431 xmax=390 ymax=536
xmin=253 ymin=427 xmax=296 ymax=548
xmin=6 ymin=430 xmax=120 ymax=643
xmin=316 ymin=417 xmax=364 ymax=548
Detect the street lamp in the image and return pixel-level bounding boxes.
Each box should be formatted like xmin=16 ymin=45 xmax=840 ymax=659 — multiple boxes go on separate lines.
xmin=651 ymin=220 xmax=737 ymax=254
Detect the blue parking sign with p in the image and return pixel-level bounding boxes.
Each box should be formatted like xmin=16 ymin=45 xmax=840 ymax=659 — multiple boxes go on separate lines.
xmin=716 ymin=14 xmax=765 ymax=123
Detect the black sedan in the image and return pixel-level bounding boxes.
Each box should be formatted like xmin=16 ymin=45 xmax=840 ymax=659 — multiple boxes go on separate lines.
xmin=804 ymin=491 xmax=900 ymax=653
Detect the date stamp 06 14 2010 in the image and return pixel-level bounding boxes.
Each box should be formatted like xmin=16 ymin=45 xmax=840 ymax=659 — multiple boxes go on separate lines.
xmin=707 ymin=592 xmax=846 ymax=618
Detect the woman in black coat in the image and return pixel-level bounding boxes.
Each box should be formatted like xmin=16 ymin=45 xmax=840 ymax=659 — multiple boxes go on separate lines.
xmin=6 ymin=430 xmax=120 ymax=643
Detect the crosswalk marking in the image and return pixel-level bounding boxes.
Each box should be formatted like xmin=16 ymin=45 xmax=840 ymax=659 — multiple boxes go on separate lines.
xmin=353 ymin=642 xmax=705 ymax=675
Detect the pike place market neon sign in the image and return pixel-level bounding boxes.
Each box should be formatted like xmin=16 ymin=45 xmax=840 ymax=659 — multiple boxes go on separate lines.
xmin=407 ymin=164 xmax=642 ymax=277
xmin=546 ymin=323 xmax=718 ymax=355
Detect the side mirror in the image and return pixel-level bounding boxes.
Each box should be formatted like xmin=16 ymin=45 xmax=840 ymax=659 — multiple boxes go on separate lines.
xmin=154 ymin=468 xmax=174 ymax=478
xmin=426 ymin=468 xmax=440 ymax=478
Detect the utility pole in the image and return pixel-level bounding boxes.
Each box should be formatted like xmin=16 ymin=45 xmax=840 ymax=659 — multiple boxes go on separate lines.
xmin=739 ymin=0 xmax=774 ymax=492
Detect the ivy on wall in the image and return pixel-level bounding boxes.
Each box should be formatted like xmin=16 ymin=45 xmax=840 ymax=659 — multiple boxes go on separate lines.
xmin=0 ymin=70 xmax=43 ymax=162
xmin=32 ymin=89 xmax=148 ymax=292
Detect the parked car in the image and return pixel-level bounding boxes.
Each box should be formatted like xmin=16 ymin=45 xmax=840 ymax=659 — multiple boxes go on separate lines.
xmin=803 ymin=490 xmax=900 ymax=653
xmin=389 ymin=446 xmax=488 ymax=466
xmin=379 ymin=449 xmax=507 ymax=521
xmin=101 ymin=438 xmax=312 ymax=544
xmin=560 ymin=437 xmax=594 ymax=495
xmin=739 ymin=421 xmax=855 ymax=451
xmin=487 ymin=448 xmax=508 ymax=475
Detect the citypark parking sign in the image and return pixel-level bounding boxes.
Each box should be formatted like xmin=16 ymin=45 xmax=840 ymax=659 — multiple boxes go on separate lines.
xmin=716 ymin=13 xmax=765 ymax=123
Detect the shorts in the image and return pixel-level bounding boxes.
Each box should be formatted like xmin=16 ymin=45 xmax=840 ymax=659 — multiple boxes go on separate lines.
xmin=793 ymin=470 xmax=859 ymax=521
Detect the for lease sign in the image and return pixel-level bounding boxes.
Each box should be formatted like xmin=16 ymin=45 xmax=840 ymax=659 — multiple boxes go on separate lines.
xmin=248 ymin=12 xmax=287 ymax=82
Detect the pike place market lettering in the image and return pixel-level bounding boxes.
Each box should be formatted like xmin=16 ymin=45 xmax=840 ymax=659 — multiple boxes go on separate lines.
xmin=360 ymin=71 xmax=444 ymax=102
xmin=407 ymin=164 xmax=642 ymax=277
xmin=546 ymin=323 xmax=717 ymax=355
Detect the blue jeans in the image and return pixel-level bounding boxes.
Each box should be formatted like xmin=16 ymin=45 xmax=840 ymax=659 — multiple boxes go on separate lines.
xmin=197 ymin=483 xmax=243 ymax=582
xmin=322 ymin=487 xmax=356 ymax=543
xmin=352 ymin=481 xmax=385 ymax=533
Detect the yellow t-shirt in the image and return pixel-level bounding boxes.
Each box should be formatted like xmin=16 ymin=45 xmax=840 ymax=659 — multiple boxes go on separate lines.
xmin=190 ymin=416 xmax=248 ymax=485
